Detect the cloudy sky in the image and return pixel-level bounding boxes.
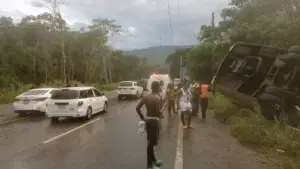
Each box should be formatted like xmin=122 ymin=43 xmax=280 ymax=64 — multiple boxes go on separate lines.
xmin=0 ymin=0 xmax=229 ymax=49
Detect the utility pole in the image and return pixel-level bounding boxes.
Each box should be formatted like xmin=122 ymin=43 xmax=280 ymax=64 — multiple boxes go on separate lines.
xmin=180 ymin=55 xmax=182 ymax=81
xmin=211 ymin=12 xmax=216 ymax=94
xmin=211 ymin=12 xmax=215 ymax=76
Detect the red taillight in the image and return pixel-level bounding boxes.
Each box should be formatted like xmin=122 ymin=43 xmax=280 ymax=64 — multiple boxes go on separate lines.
xmin=35 ymin=97 xmax=48 ymax=101
xmin=78 ymin=101 xmax=83 ymax=107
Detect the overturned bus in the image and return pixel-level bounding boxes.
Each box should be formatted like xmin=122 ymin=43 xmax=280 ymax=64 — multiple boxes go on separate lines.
xmin=211 ymin=42 xmax=300 ymax=127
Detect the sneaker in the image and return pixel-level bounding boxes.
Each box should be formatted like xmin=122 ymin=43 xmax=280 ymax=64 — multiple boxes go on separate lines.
xmin=188 ymin=125 xmax=194 ymax=129
xmin=183 ymin=125 xmax=188 ymax=129
xmin=153 ymin=160 xmax=163 ymax=167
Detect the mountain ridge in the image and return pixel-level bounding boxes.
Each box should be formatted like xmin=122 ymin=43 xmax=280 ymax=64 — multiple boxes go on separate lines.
xmin=124 ymin=45 xmax=193 ymax=65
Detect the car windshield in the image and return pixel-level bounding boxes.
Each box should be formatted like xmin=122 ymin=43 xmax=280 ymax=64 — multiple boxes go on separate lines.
xmin=23 ymin=90 xmax=49 ymax=95
xmin=50 ymin=89 xmax=78 ymax=99
xmin=119 ymin=82 xmax=133 ymax=86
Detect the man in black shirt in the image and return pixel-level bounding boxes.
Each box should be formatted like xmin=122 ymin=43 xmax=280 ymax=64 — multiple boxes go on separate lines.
xmin=136 ymin=81 xmax=163 ymax=169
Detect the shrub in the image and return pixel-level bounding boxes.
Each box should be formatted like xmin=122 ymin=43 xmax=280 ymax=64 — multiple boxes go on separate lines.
xmin=95 ymin=83 xmax=117 ymax=91
xmin=211 ymin=93 xmax=300 ymax=169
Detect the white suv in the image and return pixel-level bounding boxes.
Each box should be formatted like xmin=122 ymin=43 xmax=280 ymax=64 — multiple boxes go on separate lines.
xmin=46 ymin=87 xmax=108 ymax=122
xmin=117 ymin=81 xmax=143 ymax=100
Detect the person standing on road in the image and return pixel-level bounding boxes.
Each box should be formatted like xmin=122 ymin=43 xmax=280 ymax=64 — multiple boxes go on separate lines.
xmin=199 ymin=82 xmax=210 ymax=120
xmin=158 ymin=80 xmax=166 ymax=118
xmin=191 ymin=82 xmax=200 ymax=116
xmin=136 ymin=81 xmax=163 ymax=169
xmin=166 ymin=82 xmax=176 ymax=115
xmin=175 ymin=82 xmax=183 ymax=114
xmin=178 ymin=81 xmax=193 ymax=129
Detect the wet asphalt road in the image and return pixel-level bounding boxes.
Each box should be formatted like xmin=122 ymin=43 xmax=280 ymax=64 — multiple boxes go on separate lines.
xmin=0 ymin=97 xmax=179 ymax=169
xmin=0 ymin=96 xmax=276 ymax=169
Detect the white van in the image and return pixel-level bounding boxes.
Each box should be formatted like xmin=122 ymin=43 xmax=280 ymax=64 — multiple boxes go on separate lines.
xmin=146 ymin=74 xmax=171 ymax=94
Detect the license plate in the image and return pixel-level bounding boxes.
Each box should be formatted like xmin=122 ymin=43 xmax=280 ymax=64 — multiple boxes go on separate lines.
xmin=57 ymin=105 xmax=66 ymax=109
xmin=23 ymin=100 xmax=30 ymax=104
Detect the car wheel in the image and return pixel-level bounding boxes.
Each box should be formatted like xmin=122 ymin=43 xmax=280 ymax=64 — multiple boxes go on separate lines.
xmin=258 ymin=94 xmax=284 ymax=121
xmin=103 ymin=102 xmax=108 ymax=113
xmin=118 ymin=95 xmax=122 ymax=101
xmin=51 ymin=117 xmax=59 ymax=123
xmin=16 ymin=111 xmax=28 ymax=117
xmin=85 ymin=107 xmax=92 ymax=120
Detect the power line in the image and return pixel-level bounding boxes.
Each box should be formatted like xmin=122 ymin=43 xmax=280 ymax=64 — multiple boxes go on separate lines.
xmin=177 ymin=0 xmax=180 ymax=21
xmin=167 ymin=0 xmax=174 ymax=46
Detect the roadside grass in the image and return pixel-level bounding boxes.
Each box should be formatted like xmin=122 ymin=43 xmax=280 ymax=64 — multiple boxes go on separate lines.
xmin=0 ymin=80 xmax=117 ymax=104
xmin=211 ymin=93 xmax=300 ymax=169
xmin=94 ymin=83 xmax=118 ymax=91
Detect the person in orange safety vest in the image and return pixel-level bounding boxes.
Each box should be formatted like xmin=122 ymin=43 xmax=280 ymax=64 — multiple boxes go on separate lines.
xmin=199 ymin=82 xmax=210 ymax=120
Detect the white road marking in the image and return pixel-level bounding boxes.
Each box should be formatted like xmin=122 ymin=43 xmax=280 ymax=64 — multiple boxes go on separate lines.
xmin=43 ymin=118 xmax=101 ymax=144
xmin=174 ymin=118 xmax=183 ymax=169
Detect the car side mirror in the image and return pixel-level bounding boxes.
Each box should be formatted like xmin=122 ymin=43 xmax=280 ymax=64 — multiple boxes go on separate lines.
xmin=100 ymin=92 xmax=105 ymax=96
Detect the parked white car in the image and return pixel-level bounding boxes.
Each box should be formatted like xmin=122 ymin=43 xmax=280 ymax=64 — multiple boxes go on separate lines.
xmin=46 ymin=87 xmax=108 ymax=122
xmin=117 ymin=81 xmax=143 ymax=100
xmin=13 ymin=88 xmax=56 ymax=116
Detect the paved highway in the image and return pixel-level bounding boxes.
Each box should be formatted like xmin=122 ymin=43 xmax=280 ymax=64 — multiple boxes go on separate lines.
xmin=0 ymin=94 xmax=276 ymax=169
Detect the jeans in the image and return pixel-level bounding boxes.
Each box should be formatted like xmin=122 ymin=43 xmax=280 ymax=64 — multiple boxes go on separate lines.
xmin=181 ymin=111 xmax=191 ymax=126
xmin=200 ymin=98 xmax=208 ymax=119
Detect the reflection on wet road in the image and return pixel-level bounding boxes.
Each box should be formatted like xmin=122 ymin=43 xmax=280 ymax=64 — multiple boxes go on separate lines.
xmin=0 ymin=98 xmax=178 ymax=169
xmin=0 ymin=97 xmax=276 ymax=169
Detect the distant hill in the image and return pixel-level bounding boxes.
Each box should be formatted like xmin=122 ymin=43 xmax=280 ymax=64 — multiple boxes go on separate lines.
xmin=124 ymin=46 xmax=192 ymax=65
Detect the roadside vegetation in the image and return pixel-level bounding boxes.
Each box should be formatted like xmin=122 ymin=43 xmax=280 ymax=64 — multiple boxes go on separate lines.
xmin=211 ymin=93 xmax=300 ymax=169
xmin=166 ymin=0 xmax=300 ymax=81
xmin=0 ymin=80 xmax=117 ymax=104
xmin=165 ymin=1 xmax=300 ymax=167
xmin=0 ymin=1 xmax=152 ymax=104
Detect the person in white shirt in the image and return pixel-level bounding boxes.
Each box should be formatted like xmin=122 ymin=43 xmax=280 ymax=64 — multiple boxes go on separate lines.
xmin=159 ymin=80 xmax=166 ymax=100
xmin=177 ymin=81 xmax=193 ymax=129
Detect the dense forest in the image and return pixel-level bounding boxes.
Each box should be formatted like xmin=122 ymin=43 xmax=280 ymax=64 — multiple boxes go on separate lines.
xmin=0 ymin=0 xmax=153 ymax=100
xmin=167 ymin=0 xmax=300 ymax=82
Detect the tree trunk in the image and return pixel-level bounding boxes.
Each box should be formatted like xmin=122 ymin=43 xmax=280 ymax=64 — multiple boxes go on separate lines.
xmin=45 ymin=61 xmax=48 ymax=84
xmin=44 ymin=47 xmax=49 ymax=84
xmin=33 ymin=55 xmax=36 ymax=82
xmin=33 ymin=37 xmax=40 ymax=83
xmin=61 ymin=33 xmax=67 ymax=84
xmin=108 ymin=66 xmax=112 ymax=83
xmin=71 ymin=60 xmax=74 ymax=81
xmin=102 ymin=54 xmax=109 ymax=84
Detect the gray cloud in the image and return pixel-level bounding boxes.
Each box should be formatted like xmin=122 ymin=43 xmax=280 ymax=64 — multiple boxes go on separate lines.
xmin=1 ymin=0 xmax=229 ymax=49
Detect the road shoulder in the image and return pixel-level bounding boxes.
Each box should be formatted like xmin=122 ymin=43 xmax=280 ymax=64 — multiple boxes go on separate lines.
xmin=183 ymin=110 xmax=277 ymax=169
